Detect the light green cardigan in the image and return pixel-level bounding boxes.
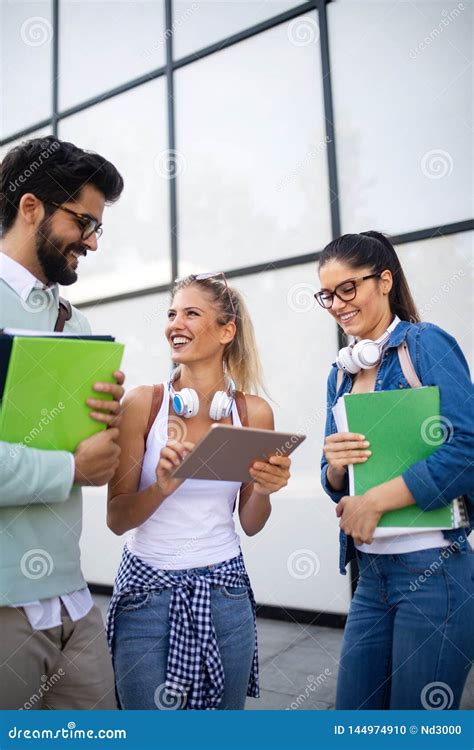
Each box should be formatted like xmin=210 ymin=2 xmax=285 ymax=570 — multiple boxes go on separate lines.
xmin=0 ymin=279 xmax=93 ymax=604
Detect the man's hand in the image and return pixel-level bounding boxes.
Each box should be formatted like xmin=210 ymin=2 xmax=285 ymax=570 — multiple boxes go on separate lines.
xmin=86 ymin=370 xmax=125 ymax=428
xmin=73 ymin=428 xmax=121 ymax=486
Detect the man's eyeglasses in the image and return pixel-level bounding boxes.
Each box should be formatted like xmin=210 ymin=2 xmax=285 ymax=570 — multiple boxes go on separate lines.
xmin=47 ymin=201 xmax=103 ymax=240
xmin=175 ymin=271 xmax=237 ymax=319
xmin=314 ymin=273 xmax=381 ymax=309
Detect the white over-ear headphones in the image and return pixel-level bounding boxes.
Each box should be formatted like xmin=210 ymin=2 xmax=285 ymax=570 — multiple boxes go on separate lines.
xmin=168 ymin=371 xmax=237 ymax=420
xmin=336 ymin=316 xmax=401 ymax=374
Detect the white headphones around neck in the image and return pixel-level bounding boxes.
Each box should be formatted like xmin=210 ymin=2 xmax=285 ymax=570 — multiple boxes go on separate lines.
xmin=168 ymin=371 xmax=237 ymax=420
xmin=336 ymin=316 xmax=401 ymax=375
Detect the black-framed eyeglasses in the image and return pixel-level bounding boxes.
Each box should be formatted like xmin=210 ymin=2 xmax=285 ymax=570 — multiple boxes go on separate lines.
xmin=314 ymin=273 xmax=381 ymax=309
xmin=174 ymin=271 xmax=237 ymax=319
xmin=47 ymin=201 xmax=103 ymax=240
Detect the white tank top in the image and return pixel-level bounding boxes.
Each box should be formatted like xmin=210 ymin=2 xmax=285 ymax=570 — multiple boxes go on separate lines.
xmin=127 ymin=383 xmax=242 ymax=570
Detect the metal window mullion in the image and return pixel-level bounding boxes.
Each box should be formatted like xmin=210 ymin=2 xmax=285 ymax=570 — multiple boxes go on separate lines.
xmin=166 ymin=0 xmax=178 ymax=285
xmin=318 ymin=0 xmax=340 ymax=240
xmin=52 ymin=0 xmax=59 ymax=136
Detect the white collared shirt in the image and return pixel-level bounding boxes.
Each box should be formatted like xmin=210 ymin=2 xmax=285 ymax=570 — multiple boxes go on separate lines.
xmin=14 ymin=589 xmax=94 ymax=629
xmin=0 ymin=252 xmax=92 ymax=630
xmin=0 ymin=251 xmax=60 ymax=306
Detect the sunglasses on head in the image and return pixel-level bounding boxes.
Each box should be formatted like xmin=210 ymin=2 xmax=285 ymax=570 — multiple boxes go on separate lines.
xmin=174 ymin=271 xmax=237 ymax=319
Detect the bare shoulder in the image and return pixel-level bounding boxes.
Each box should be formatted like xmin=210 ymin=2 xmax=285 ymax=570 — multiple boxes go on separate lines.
xmin=244 ymin=394 xmax=274 ymax=430
xmin=122 ymin=385 xmax=155 ymax=426
xmin=123 ymin=384 xmax=154 ymax=408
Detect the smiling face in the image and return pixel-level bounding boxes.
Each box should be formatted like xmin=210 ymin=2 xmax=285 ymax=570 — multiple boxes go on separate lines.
xmin=318 ymin=259 xmax=393 ymax=340
xmin=35 ymin=184 xmax=105 ymax=285
xmin=166 ymin=284 xmax=236 ymax=366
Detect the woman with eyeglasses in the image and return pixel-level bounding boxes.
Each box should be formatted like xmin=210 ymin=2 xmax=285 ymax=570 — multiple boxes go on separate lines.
xmin=106 ymin=274 xmax=291 ymax=710
xmin=317 ymin=231 xmax=473 ymax=710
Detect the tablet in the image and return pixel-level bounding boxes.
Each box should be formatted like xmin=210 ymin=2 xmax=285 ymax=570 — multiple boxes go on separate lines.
xmin=170 ymin=424 xmax=306 ymax=482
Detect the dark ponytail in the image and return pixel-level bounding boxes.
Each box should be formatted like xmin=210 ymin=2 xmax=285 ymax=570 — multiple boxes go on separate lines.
xmin=319 ymin=231 xmax=420 ymax=323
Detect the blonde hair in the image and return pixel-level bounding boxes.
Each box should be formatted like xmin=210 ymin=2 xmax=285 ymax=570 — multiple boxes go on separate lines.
xmin=171 ymin=276 xmax=266 ymax=395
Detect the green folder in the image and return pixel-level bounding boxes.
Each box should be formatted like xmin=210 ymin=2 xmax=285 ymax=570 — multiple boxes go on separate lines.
xmin=0 ymin=336 xmax=124 ymax=453
xmin=333 ymin=387 xmax=468 ymax=534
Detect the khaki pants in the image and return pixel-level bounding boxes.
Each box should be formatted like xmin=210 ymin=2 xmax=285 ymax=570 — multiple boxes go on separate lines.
xmin=0 ymin=603 xmax=117 ymax=709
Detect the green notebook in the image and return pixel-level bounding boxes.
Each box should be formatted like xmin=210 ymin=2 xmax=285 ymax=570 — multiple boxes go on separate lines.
xmin=0 ymin=335 xmax=124 ymax=453
xmin=332 ymin=387 xmax=468 ymax=536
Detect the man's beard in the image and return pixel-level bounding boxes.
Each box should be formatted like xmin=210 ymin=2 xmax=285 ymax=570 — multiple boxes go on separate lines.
xmin=36 ymin=217 xmax=87 ymax=286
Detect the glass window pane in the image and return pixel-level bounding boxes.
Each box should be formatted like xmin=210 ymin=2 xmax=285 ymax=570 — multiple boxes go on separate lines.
xmin=328 ymin=1 xmax=472 ymax=234
xmin=59 ymin=79 xmax=171 ymax=304
xmin=398 ymin=231 xmax=473 ymax=370
xmin=176 ymin=14 xmax=332 ymax=276
xmin=173 ymin=0 xmax=303 ymax=59
xmin=1 ymin=1 xmax=52 ymax=138
xmin=59 ymin=0 xmax=165 ymax=110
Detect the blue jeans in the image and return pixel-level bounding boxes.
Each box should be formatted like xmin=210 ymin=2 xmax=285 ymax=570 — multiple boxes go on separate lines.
xmin=336 ymin=546 xmax=474 ymax=709
xmin=112 ymin=565 xmax=255 ymax=710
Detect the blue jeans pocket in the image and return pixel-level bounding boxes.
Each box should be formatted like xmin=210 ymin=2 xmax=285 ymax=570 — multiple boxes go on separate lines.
xmin=393 ymin=548 xmax=448 ymax=576
xmin=219 ymin=585 xmax=249 ymax=600
xmin=116 ymin=591 xmax=153 ymax=611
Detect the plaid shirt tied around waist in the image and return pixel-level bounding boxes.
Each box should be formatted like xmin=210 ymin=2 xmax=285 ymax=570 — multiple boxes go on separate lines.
xmin=106 ymin=546 xmax=259 ymax=709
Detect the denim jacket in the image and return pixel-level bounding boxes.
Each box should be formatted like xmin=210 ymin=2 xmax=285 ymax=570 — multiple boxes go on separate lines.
xmin=321 ymin=320 xmax=474 ymax=575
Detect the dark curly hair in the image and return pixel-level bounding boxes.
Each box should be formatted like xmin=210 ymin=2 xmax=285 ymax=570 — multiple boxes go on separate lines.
xmin=1 ymin=135 xmax=124 ymax=234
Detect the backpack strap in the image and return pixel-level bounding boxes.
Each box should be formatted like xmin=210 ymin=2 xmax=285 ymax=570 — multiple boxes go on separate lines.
xmin=334 ymin=340 xmax=422 ymax=392
xmin=397 ymin=341 xmax=422 ymax=389
xmin=54 ymin=297 xmax=72 ymax=332
xmin=144 ymin=384 xmax=165 ymax=444
xmin=235 ymin=391 xmax=248 ymax=427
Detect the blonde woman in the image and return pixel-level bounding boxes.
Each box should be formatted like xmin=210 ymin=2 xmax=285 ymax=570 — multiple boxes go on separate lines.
xmin=106 ymin=274 xmax=291 ymax=710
